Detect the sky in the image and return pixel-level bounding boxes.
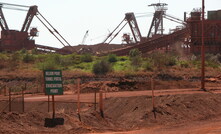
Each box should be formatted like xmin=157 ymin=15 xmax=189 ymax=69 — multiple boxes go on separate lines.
xmin=0 ymin=0 xmax=221 ymax=48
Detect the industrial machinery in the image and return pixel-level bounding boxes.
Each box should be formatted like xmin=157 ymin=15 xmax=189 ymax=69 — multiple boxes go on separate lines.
xmin=0 ymin=2 xmax=73 ymax=53
xmin=104 ymin=27 xmax=189 ymax=56
xmin=81 ymin=30 xmax=89 ymax=45
xmin=188 ymin=9 xmax=221 ymax=54
xmin=1 ymin=2 xmax=220 ymax=56
xmin=147 ymin=3 xmax=186 ymax=38
xmin=122 ymin=33 xmax=133 ymax=44
xmin=0 ymin=4 xmax=37 ymax=51
xmin=99 ymin=1 xmax=221 ymax=56
xmin=102 ymin=12 xmax=143 ymax=44
xmin=102 ymin=3 xmax=186 ymax=46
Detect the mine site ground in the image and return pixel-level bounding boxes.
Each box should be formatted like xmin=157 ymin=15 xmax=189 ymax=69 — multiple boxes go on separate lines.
xmin=0 ymin=0 xmax=221 ymax=133
xmin=0 ymin=44 xmax=221 ymax=134
xmin=1 ymin=72 xmax=221 ymax=134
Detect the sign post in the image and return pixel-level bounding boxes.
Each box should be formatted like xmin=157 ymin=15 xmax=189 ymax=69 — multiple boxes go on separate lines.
xmin=48 ymin=95 xmax=50 ymax=112
xmin=52 ymin=95 xmax=55 ymax=119
xmin=44 ymin=70 xmax=63 ymax=119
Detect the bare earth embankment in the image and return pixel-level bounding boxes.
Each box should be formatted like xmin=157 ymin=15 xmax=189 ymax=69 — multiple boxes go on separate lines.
xmin=1 ymin=90 xmax=221 ymax=133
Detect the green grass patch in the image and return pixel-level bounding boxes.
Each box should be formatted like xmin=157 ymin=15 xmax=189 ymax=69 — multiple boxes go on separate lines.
xmin=113 ymin=60 xmax=131 ymax=71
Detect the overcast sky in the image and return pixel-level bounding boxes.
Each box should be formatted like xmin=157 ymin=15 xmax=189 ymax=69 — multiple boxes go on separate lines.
xmin=0 ymin=0 xmax=220 ymax=48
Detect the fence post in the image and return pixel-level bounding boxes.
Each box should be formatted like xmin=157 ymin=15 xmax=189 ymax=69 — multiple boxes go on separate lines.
xmin=22 ymin=83 xmax=26 ymax=113
xmin=77 ymin=78 xmax=81 ymax=121
xmin=42 ymin=71 xmax=45 ymax=93
xmin=94 ymin=90 xmax=97 ymax=111
xmin=99 ymin=88 xmax=104 ymax=118
xmin=4 ymin=85 xmax=6 ymax=96
xmin=151 ymin=77 xmax=156 ymax=119
xmin=0 ymin=85 xmax=3 ymax=95
xmin=36 ymin=82 xmax=39 ymax=93
xmin=104 ymin=86 xmax=107 ymax=99
xmin=9 ymin=88 xmax=11 ymax=112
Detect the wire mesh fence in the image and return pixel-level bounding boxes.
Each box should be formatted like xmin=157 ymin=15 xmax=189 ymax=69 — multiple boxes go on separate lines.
xmin=0 ymin=79 xmax=99 ymax=116
xmin=0 ymin=77 xmax=166 ymax=118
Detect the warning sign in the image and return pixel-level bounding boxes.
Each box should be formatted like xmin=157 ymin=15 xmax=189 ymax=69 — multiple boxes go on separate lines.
xmin=44 ymin=70 xmax=63 ymax=95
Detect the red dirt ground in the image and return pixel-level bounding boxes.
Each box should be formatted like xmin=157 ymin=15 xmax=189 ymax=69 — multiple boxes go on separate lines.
xmin=1 ymin=88 xmax=221 ymax=133
xmin=0 ymin=68 xmax=221 ymax=133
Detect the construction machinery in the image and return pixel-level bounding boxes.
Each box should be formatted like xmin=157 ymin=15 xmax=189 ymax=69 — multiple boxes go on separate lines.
xmin=0 ymin=2 xmax=74 ymax=54
xmin=188 ymin=9 xmax=221 ymax=54
xmin=100 ymin=2 xmax=188 ymax=56
xmin=81 ymin=30 xmax=89 ymax=45
xmin=147 ymin=3 xmax=186 ymax=38
xmin=0 ymin=3 xmax=37 ymax=51
xmin=101 ymin=2 xmax=221 ymax=56
xmin=1 ymin=2 xmax=221 ymax=56
xmin=102 ymin=12 xmax=143 ymax=44
xmin=102 ymin=3 xmax=186 ymax=45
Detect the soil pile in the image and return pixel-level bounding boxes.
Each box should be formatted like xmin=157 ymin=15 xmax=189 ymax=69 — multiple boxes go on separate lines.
xmin=1 ymin=93 xmax=221 ymax=133
xmin=0 ymin=110 xmax=117 ymax=134
xmin=104 ymin=93 xmax=221 ymax=130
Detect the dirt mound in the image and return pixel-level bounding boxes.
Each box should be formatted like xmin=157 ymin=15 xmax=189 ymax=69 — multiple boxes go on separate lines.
xmin=0 ymin=103 xmax=119 ymax=133
xmin=1 ymin=93 xmax=221 ymax=133
xmin=0 ymin=111 xmax=108 ymax=134
xmin=0 ymin=111 xmax=48 ymax=134
xmin=104 ymin=93 xmax=221 ymax=130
